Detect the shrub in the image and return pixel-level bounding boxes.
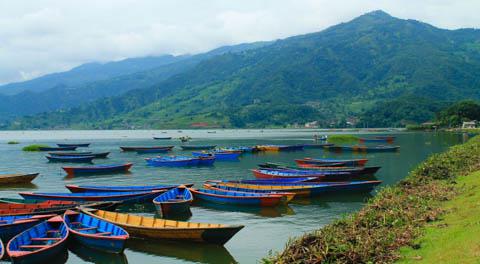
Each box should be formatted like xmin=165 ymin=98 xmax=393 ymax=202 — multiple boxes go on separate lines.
xmin=7 ymin=141 xmax=19 ymax=144
xmin=22 ymin=144 xmax=50 ymax=151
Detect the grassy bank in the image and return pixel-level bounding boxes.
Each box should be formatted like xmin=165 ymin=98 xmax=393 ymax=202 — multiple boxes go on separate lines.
xmin=22 ymin=144 xmax=50 ymax=151
xmin=398 ymin=171 xmax=480 ymax=263
xmin=265 ymin=136 xmax=480 ymax=263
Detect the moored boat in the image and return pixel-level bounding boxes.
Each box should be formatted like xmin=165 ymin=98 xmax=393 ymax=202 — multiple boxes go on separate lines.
xmin=251 ymin=169 xmax=352 ymax=180
xmin=19 ymin=190 xmax=163 ymax=203
xmin=209 ymin=180 xmax=382 ymax=197
xmin=325 ymin=145 xmax=400 ymax=153
xmin=180 ymin=145 xmax=216 ymax=150
xmin=136 ymin=148 xmax=172 ymax=154
xmin=153 ymin=137 xmax=172 ymax=140
xmin=57 ymin=143 xmax=90 ymax=147
xmin=358 ymin=137 xmax=393 ymax=143
xmin=7 ymin=216 xmax=69 ymax=264
xmin=189 ymin=188 xmax=283 ymax=207
xmin=203 ymin=183 xmax=295 ymax=204
xmin=64 ymin=210 xmax=129 ymax=253
xmin=219 ymin=177 xmax=319 ymax=185
xmin=0 ymin=214 xmax=56 ymax=242
xmin=81 ymin=209 xmax=244 ymax=245
xmin=145 ymin=156 xmax=199 ymax=167
xmin=302 ymin=143 xmax=334 ymax=149
xmin=256 ymin=145 xmax=304 ymax=152
xmin=62 ymin=163 xmax=133 ymax=175
xmin=120 ymin=146 xmax=174 ymax=152
xmin=197 ymin=156 xmax=216 ymax=166
xmin=46 ymin=155 xmax=95 ymax=163
xmin=65 ymin=183 xmax=193 ymax=193
xmin=295 ymin=158 xmax=369 ymax=167
xmin=0 ymin=173 xmax=39 ymax=185
xmin=38 ymin=146 xmax=77 ymax=151
xmin=192 ymin=151 xmax=241 ymax=160
xmin=0 ymin=238 xmax=3 ymax=259
xmin=0 ymin=201 xmax=78 ymax=216
xmin=49 ymin=152 xmax=110 ymax=158
xmin=153 ymin=187 xmax=193 ymax=217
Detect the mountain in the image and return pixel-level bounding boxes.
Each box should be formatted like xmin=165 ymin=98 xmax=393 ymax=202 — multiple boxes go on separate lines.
xmin=6 ymin=10 xmax=480 ymax=129
xmin=0 ymin=55 xmax=186 ymax=95
xmin=0 ymin=41 xmax=271 ymax=120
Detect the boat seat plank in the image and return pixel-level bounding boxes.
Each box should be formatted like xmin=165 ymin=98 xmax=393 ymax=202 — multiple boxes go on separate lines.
xmin=31 ymin=237 xmax=61 ymax=241
xmin=76 ymin=227 xmax=96 ymax=231
xmin=96 ymin=232 xmax=111 ymax=236
xmin=47 ymin=230 xmax=59 ymax=233
xmin=20 ymin=245 xmax=49 ymax=248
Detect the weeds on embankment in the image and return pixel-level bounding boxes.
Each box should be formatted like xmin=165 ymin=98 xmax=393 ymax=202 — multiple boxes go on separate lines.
xmin=264 ymin=136 xmax=480 ymax=264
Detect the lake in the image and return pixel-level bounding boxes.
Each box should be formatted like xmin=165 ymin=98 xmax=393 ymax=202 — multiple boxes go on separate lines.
xmin=0 ymin=130 xmax=465 ymax=263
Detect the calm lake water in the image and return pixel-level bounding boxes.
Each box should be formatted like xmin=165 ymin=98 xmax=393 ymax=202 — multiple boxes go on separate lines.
xmin=0 ymin=130 xmax=465 ymax=263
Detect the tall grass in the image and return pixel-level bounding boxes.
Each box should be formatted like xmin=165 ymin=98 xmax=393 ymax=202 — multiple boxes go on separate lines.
xmin=265 ymin=136 xmax=480 ymax=263
xmin=326 ymin=134 xmax=359 ymax=144
xmin=22 ymin=144 xmax=50 ymax=151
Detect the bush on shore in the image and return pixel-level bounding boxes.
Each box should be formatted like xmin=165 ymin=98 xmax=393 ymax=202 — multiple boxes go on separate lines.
xmin=326 ymin=134 xmax=359 ymax=144
xmin=265 ymin=136 xmax=480 ymax=264
xmin=22 ymin=144 xmax=50 ymax=151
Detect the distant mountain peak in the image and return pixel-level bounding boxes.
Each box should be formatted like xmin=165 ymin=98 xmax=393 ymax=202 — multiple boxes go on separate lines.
xmin=363 ymin=10 xmax=393 ymax=18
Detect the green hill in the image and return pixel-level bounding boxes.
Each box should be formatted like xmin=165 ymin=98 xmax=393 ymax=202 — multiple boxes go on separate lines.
xmin=6 ymin=10 xmax=480 ymax=129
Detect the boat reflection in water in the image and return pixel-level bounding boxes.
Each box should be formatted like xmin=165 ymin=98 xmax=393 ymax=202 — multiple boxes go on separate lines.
xmin=193 ymin=201 xmax=295 ymax=218
xmin=69 ymin=243 xmax=128 ymax=264
xmin=126 ymin=239 xmax=237 ymax=264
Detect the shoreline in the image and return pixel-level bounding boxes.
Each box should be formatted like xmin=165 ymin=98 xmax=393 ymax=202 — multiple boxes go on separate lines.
xmin=265 ymin=135 xmax=480 ymax=263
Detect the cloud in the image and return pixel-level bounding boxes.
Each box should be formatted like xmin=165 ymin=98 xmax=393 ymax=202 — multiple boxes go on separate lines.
xmin=0 ymin=0 xmax=479 ymax=84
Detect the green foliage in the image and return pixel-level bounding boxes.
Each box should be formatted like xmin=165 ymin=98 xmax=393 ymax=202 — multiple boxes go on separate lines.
xmin=22 ymin=144 xmax=50 ymax=151
xmin=435 ymin=100 xmax=480 ymax=127
xmin=6 ymin=10 xmax=480 ymax=129
xmin=326 ymin=134 xmax=359 ymax=144
xmin=7 ymin=141 xmax=19 ymax=144
xmin=266 ymin=135 xmax=480 ymax=263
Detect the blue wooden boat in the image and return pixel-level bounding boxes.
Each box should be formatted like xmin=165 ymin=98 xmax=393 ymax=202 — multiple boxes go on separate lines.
xmin=197 ymin=156 xmax=216 ymax=166
xmin=136 ymin=148 xmax=171 ymax=154
xmin=153 ymin=187 xmax=193 ymax=217
xmin=46 ymin=155 xmax=95 ymax=163
xmin=153 ymin=137 xmax=172 ymax=140
xmin=325 ymin=145 xmax=400 ymax=153
xmin=180 ymin=145 xmax=216 ymax=150
xmin=0 ymin=214 xmax=55 ymax=242
xmin=19 ymin=190 xmax=163 ymax=203
xmin=64 ymin=210 xmax=129 ymax=253
xmin=7 ymin=216 xmax=69 ymax=264
xmin=49 ymin=152 xmax=110 ymax=158
xmin=214 ymin=177 xmax=318 ymax=185
xmin=220 ymin=146 xmax=254 ymax=152
xmin=192 ymin=151 xmax=241 ymax=160
xmin=120 ymin=146 xmax=174 ymax=152
xmin=189 ymin=188 xmax=283 ymax=207
xmin=62 ymin=163 xmax=133 ymax=175
xmin=210 ymin=180 xmax=382 ymax=197
xmin=38 ymin=146 xmax=77 ymax=151
xmin=65 ymin=183 xmax=193 ymax=193
xmin=302 ymin=143 xmax=334 ymax=149
xmin=0 ymin=238 xmax=3 ymax=259
xmin=203 ymin=183 xmax=296 ymax=204
xmin=295 ymin=158 xmax=368 ymax=167
xmin=57 ymin=143 xmax=90 ymax=147
xmin=266 ymin=166 xmax=381 ymax=177
xmin=145 ymin=156 xmax=200 ymax=167
xmin=252 ymin=169 xmax=351 ymax=180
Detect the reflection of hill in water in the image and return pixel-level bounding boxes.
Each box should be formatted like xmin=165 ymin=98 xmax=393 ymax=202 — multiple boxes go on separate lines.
xmin=193 ymin=201 xmax=295 ymax=218
xmin=127 ymin=239 xmax=237 ymax=264
xmin=69 ymin=243 xmax=128 ymax=264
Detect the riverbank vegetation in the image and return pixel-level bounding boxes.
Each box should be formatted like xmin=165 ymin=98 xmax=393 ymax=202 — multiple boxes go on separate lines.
xmin=326 ymin=134 xmax=359 ymax=144
xmin=265 ymin=135 xmax=480 ymax=263
xmin=7 ymin=141 xmax=19 ymax=144
xmin=22 ymin=144 xmax=49 ymax=151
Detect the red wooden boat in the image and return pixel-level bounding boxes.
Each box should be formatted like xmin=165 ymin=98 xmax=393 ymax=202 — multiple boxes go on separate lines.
xmin=62 ymin=163 xmax=133 ymax=175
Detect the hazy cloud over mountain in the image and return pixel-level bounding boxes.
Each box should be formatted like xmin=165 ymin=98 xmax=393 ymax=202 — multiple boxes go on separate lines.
xmin=1 ymin=0 xmax=479 ymax=84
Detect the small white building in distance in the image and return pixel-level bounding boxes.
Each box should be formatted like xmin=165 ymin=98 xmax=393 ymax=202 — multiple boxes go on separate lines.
xmin=462 ymin=120 xmax=477 ymax=129
xmin=305 ymin=121 xmax=319 ymax=128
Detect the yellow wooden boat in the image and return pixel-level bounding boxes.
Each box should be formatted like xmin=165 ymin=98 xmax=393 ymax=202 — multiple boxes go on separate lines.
xmin=81 ymin=209 xmax=243 ymax=245
xmin=256 ymin=145 xmax=281 ymax=151
xmin=0 ymin=173 xmax=38 ymax=184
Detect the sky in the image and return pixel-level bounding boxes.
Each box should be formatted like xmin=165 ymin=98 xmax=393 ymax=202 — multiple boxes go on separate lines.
xmin=0 ymin=0 xmax=479 ymax=85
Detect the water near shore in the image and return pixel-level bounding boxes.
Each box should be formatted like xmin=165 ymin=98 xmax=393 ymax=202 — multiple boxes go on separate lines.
xmin=0 ymin=130 xmax=464 ymax=263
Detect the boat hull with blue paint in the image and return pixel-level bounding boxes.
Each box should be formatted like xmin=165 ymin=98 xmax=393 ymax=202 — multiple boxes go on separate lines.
xmin=295 ymin=158 xmax=369 ymax=167
xmin=62 ymin=163 xmax=133 ymax=175
xmin=145 ymin=156 xmax=200 ymax=167
xmin=19 ymin=190 xmax=163 ymax=203
xmin=65 ymin=184 xmax=193 ymax=193
xmin=46 ymin=155 xmax=95 ymax=163
xmin=189 ymin=188 xmax=283 ymax=207
xmin=153 ymin=187 xmax=193 ymax=217
xmin=180 ymin=145 xmax=216 ymax=150
xmin=64 ymin=210 xmax=129 ymax=253
xmin=0 ymin=214 xmax=56 ymax=242
xmin=57 ymin=143 xmax=90 ymax=148
xmin=7 ymin=216 xmax=69 ymax=264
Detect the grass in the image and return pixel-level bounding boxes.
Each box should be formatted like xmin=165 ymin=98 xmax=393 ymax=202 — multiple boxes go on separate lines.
xmin=397 ymin=171 xmax=480 ymax=263
xmin=7 ymin=141 xmax=19 ymax=144
xmin=22 ymin=144 xmax=50 ymax=151
xmin=265 ymin=135 xmax=480 ymax=263
xmin=327 ymin=134 xmax=359 ymax=144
